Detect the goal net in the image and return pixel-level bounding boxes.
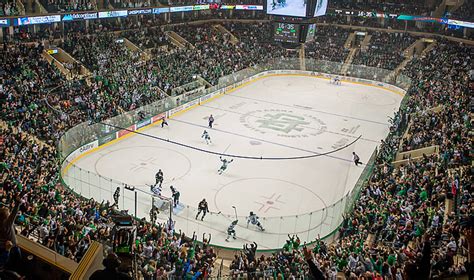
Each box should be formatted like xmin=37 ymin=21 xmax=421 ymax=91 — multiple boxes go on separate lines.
xmin=152 ymin=195 xmax=173 ymax=214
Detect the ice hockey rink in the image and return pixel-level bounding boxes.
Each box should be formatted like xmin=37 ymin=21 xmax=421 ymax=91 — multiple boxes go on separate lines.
xmin=64 ymin=74 xmax=404 ymax=249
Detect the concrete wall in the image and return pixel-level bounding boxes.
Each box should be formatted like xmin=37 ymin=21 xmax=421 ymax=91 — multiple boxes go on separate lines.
xmin=17 ymin=234 xmax=78 ymax=275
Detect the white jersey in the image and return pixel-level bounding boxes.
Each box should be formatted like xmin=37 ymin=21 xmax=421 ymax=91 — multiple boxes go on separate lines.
xmin=220 ymin=158 xmax=232 ymax=168
xmin=166 ymin=219 xmax=175 ymax=235
xmin=218 ymin=157 xmax=233 ymax=174
xmin=228 ymin=223 xmax=237 ymax=232
xmin=151 ymin=184 xmax=162 ymax=196
xmin=248 ymin=214 xmax=260 ymax=225
xmin=202 ymin=131 xmax=211 ymax=140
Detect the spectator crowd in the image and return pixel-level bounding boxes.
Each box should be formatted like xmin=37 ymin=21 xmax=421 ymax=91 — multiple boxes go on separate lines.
xmin=0 ymin=0 xmax=20 ymax=16
xmin=0 ymin=18 xmax=472 ymax=280
xmin=305 ymin=25 xmax=351 ymax=63
xmin=352 ymin=31 xmax=416 ymax=70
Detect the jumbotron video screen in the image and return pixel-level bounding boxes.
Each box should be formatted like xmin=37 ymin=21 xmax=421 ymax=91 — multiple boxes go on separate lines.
xmin=267 ymin=0 xmax=307 ymax=17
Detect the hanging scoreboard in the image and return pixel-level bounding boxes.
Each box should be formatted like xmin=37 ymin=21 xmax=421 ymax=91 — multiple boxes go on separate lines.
xmin=273 ymin=22 xmax=301 ymax=43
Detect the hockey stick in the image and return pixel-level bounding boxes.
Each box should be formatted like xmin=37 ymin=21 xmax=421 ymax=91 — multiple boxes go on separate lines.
xmin=232 ymin=206 xmax=238 ymax=220
xmin=223 ymin=144 xmax=232 ymax=155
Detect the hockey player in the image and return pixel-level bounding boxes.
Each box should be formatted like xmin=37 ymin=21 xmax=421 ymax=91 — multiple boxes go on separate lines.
xmin=155 ymin=169 xmax=163 ymax=186
xmin=202 ymin=130 xmax=212 ymax=144
xmin=353 ymin=152 xmax=363 ymax=166
xmin=151 ymin=183 xmax=162 ymax=196
xmin=272 ymin=0 xmax=286 ymax=10
xmin=195 ymin=198 xmax=209 ymax=221
xmin=247 ymin=212 xmax=265 ymax=231
xmin=218 ymin=156 xmax=233 ymax=175
xmin=208 ymin=115 xmax=214 ymax=128
xmin=225 ymin=220 xmax=238 ymax=242
xmin=161 ymin=116 xmax=169 ymax=128
xmin=170 ymin=186 xmax=180 ymax=207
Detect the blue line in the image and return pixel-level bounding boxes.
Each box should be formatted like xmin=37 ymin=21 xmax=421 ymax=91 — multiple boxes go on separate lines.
xmin=225 ymin=94 xmax=389 ymax=126
xmin=171 ymin=118 xmax=353 ymax=163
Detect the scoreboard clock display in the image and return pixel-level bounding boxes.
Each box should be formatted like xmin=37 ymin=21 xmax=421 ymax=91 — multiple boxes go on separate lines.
xmin=274 ymin=22 xmax=301 ymax=43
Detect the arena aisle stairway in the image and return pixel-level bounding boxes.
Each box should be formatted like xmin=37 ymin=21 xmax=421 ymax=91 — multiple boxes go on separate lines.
xmin=165 ymin=31 xmax=189 ymax=49
xmin=385 ymin=38 xmax=424 ymax=82
xmin=15 ymin=0 xmax=25 ymax=15
xmin=448 ymin=0 xmax=466 ymax=14
xmin=430 ymin=0 xmax=444 ymax=18
xmin=299 ymin=44 xmax=305 ymax=70
xmin=211 ymin=258 xmax=231 ymax=278
xmin=34 ymin=0 xmax=48 ymax=14
xmin=340 ymin=48 xmax=358 ymax=75
xmin=344 ymin=32 xmax=355 ymax=49
xmin=421 ymin=41 xmax=438 ymax=56
xmin=360 ymin=34 xmax=372 ymax=52
xmin=213 ymin=24 xmax=239 ymax=45
xmin=0 ymin=120 xmax=53 ymax=150
xmin=123 ymin=38 xmax=151 ymax=61
xmin=23 ymin=0 xmax=33 ymax=14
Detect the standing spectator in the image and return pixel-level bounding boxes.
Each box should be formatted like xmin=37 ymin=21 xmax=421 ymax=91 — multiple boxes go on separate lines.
xmin=243 ymin=242 xmax=257 ymax=263
xmin=113 ymin=187 xmax=120 ymax=207
xmin=90 ymin=253 xmax=133 ymax=280
xmin=0 ymin=200 xmax=21 ymax=249
xmin=303 ymin=246 xmax=325 ymax=280
xmin=0 ymin=196 xmax=23 ymax=273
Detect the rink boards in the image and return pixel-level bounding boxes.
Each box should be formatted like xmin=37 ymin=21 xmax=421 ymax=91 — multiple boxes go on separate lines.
xmin=61 ymin=70 xmax=405 ymax=249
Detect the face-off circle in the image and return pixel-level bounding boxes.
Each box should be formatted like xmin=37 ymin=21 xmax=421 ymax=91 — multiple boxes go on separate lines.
xmin=214 ymin=177 xmax=327 ymax=217
xmin=213 ymin=178 xmax=328 ymax=234
xmin=94 ymin=146 xmax=191 ymax=187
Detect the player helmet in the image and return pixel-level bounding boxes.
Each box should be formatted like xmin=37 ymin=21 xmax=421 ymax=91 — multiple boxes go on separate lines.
xmin=250 ymin=211 xmax=254 ymax=215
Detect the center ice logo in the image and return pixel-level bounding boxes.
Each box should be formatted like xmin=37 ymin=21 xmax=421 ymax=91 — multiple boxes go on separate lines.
xmin=240 ymin=109 xmax=327 ymax=138
xmin=255 ymin=113 xmax=309 ymax=133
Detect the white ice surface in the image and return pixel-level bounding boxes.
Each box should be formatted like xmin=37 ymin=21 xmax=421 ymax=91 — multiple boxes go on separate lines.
xmin=65 ymin=75 xmax=403 ymax=249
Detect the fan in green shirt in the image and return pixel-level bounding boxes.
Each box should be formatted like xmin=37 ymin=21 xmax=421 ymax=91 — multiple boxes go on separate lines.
xmin=387 ymin=254 xmax=396 ymax=266
xmin=371 ymin=257 xmax=383 ymax=274
xmin=282 ymin=240 xmax=292 ymax=252
xmin=419 ymin=189 xmax=428 ymax=201
xmin=336 ymin=257 xmax=348 ymax=271
xmin=0 ymin=162 xmax=10 ymax=172
xmin=14 ymin=179 xmax=23 ymax=191
xmin=55 ymin=191 xmax=63 ymax=203
xmin=397 ymin=187 xmax=407 ymax=197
